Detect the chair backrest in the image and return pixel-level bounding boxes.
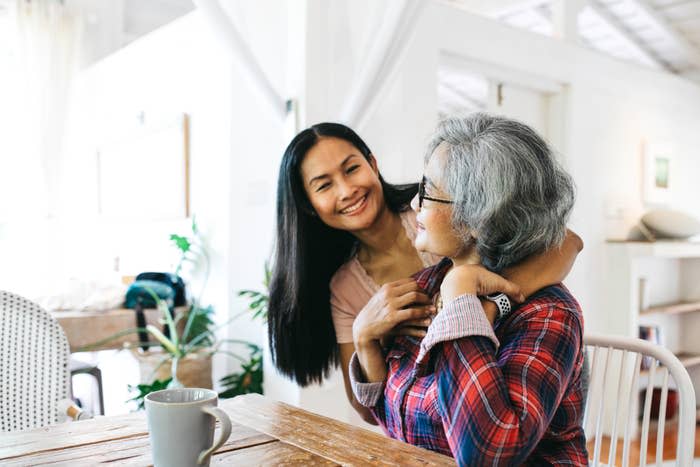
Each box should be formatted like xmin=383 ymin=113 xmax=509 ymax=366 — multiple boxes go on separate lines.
xmin=583 ymin=333 xmax=696 ymax=467
xmin=0 ymin=290 xmax=70 ymax=432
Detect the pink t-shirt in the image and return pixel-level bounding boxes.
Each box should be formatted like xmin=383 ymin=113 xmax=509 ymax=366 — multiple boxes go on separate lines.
xmin=329 ymin=210 xmax=441 ymax=344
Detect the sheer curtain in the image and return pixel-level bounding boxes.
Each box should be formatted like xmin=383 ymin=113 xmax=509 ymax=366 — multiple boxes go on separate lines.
xmin=0 ymin=0 xmax=83 ymax=296
xmin=15 ymin=0 xmax=83 ymax=218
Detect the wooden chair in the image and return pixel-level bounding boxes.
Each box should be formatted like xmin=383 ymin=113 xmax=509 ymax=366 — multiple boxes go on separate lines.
xmin=583 ymin=333 xmax=696 ymax=466
xmin=0 ymin=291 xmax=87 ymax=432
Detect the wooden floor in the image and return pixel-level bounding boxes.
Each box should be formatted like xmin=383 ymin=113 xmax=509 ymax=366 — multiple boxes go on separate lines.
xmin=587 ymin=423 xmax=700 ymax=466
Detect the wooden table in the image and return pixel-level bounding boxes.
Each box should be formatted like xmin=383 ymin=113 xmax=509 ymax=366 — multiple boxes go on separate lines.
xmin=0 ymin=394 xmax=455 ymax=466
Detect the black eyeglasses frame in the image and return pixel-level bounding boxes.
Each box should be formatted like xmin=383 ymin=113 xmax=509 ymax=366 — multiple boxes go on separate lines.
xmin=418 ymin=176 xmax=453 ymax=208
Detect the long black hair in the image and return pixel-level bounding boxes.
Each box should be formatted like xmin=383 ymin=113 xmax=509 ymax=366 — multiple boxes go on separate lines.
xmin=268 ymin=122 xmax=417 ymax=386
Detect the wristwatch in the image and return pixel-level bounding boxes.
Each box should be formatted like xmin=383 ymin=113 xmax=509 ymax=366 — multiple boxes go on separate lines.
xmin=484 ymin=293 xmax=512 ymax=320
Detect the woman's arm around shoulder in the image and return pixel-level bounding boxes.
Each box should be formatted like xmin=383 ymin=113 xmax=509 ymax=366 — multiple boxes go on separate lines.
xmin=504 ymin=229 xmax=583 ymax=297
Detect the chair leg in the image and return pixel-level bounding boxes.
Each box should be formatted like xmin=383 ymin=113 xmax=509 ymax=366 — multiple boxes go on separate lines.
xmin=87 ymin=366 xmax=105 ymax=416
xmin=69 ymin=358 xmax=105 ymax=416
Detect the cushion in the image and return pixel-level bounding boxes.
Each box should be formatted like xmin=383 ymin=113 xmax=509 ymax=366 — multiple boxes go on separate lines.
xmin=641 ymin=209 xmax=700 ymax=239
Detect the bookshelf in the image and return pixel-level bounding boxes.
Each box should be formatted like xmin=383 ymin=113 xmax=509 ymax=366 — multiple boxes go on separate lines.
xmin=604 ymin=241 xmax=700 ymax=434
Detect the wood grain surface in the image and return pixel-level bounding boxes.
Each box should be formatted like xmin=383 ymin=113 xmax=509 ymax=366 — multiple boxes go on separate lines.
xmin=0 ymin=394 xmax=456 ymax=466
xmin=224 ymin=394 xmax=455 ymax=466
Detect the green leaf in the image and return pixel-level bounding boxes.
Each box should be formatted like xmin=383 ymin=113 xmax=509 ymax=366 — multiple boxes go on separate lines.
xmin=218 ymin=346 xmax=263 ymax=399
xmin=182 ymin=304 xmax=215 ymax=347
xmin=127 ymin=378 xmax=172 ymax=411
xmin=263 ymin=261 xmax=271 ymax=288
xmin=169 ymin=233 xmax=192 ymax=254
xmin=236 ymin=265 xmax=269 ymax=323
xmin=146 ymin=325 xmax=180 ymax=357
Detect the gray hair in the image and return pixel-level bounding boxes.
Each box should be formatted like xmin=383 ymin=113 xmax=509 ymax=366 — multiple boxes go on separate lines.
xmin=426 ymin=113 xmax=575 ymax=272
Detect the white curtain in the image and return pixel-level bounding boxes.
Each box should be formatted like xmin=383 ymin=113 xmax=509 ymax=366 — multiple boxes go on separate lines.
xmin=15 ymin=0 xmax=83 ymax=218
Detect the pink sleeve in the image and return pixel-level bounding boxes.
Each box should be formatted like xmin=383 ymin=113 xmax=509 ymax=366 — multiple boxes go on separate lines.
xmin=330 ymin=262 xmax=374 ymax=344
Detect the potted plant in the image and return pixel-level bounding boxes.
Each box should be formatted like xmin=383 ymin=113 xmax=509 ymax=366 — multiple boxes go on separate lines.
xmin=82 ymin=218 xmax=265 ymax=409
xmin=130 ymin=298 xmax=216 ymax=389
xmin=116 ymin=294 xmax=262 ymax=409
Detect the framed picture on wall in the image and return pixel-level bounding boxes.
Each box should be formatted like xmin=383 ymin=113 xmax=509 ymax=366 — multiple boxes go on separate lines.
xmin=643 ymin=142 xmax=672 ymax=205
xmin=97 ymin=113 xmax=190 ymax=219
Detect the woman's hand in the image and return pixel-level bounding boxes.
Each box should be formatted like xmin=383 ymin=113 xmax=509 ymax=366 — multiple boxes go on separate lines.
xmin=353 ymin=279 xmax=433 ymax=384
xmin=441 ymin=265 xmax=525 ymax=305
xmin=386 ymin=317 xmax=433 ymax=339
xmin=352 ymin=278 xmax=435 ymax=346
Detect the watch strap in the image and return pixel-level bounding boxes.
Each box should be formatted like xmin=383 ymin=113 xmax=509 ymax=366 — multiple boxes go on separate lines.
xmin=484 ymin=293 xmax=512 ymax=319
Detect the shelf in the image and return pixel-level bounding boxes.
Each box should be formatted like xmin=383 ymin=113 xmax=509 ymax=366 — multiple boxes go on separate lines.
xmin=676 ymin=353 xmax=700 ymax=369
xmin=640 ymin=353 xmax=700 ymax=376
xmin=641 ymin=300 xmax=700 ymax=316
xmin=606 ymin=240 xmax=700 ymax=258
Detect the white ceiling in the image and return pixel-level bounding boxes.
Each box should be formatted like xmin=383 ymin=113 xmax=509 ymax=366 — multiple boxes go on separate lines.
xmin=121 ymin=0 xmax=194 ymax=45
xmin=4 ymin=0 xmax=697 ymax=81
xmin=81 ymin=0 xmax=195 ymax=64
xmin=0 ymin=0 xmax=194 ymax=65
xmin=442 ymin=0 xmax=700 ymax=84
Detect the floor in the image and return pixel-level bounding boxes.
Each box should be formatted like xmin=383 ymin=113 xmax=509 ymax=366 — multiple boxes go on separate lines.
xmin=587 ymin=423 xmax=700 ymax=466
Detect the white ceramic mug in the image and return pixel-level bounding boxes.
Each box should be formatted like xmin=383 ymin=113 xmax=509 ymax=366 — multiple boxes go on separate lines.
xmin=145 ymin=388 xmax=232 ymax=467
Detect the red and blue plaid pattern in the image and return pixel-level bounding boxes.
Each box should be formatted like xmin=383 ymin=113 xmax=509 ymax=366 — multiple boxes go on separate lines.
xmin=357 ymin=258 xmax=588 ymax=466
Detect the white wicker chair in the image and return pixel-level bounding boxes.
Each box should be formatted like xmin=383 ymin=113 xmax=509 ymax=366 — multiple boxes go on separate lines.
xmin=0 ymin=290 xmax=71 ymax=432
xmin=583 ymin=333 xmax=696 ymax=467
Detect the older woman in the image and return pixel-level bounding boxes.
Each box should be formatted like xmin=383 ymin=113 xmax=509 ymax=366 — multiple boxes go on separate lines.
xmin=350 ymin=114 xmax=588 ymax=465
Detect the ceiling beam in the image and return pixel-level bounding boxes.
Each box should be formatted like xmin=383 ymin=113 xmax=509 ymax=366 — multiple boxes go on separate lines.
xmin=627 ymin=0 xmax=700 ymax=68
xmin=444 ymin=0 xmax=550 ymax=18
xmin=550 ymin=0 xmax=586 ymax=41
xmin=586 ymin=2 xmax=666 ymax=70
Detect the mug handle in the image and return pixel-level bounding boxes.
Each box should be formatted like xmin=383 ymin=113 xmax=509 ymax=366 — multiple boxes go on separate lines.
xmin=197 ymin=406 xmax=232 ymax=466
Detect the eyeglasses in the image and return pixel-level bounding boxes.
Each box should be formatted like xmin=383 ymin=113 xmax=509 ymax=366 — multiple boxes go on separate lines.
xmin=418 ymin=176 xmax=453 ymax=208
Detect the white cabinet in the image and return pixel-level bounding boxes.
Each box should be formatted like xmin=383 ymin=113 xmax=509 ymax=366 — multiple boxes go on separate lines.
xmin=604 ymin=241 xmax=700 ymax=433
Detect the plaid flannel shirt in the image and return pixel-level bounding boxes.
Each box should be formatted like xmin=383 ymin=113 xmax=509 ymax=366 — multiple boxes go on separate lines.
xmin=350 ymin=258 xmax=588 ymax=466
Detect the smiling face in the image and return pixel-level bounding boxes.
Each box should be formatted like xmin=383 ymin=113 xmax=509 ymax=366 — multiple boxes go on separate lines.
xmin=410 ymin=143 xmax=477 ymax=262
xmin=299 ymin=136 xmax=386 ymax=233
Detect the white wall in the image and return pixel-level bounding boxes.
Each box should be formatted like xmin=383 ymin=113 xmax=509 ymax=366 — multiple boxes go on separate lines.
xmin=216 ymin=0 xmax=287 ymax=389
xmin=49 ymin=12 xmax=254 ymax=387
xmin=65 ymin=13 xmax=232 ymax=283
xmin=79 ymin=6 xmax=292 ymax=385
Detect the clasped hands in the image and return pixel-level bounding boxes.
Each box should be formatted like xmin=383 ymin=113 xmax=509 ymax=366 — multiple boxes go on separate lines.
xmin=352 ymin=264 xmax=525 ymax=347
